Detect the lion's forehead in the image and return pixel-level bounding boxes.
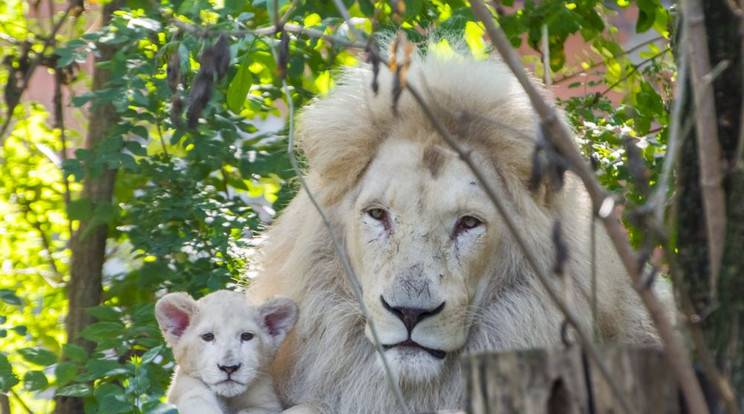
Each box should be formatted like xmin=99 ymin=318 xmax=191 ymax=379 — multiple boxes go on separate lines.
xmin=358 ymin=138 xmax=495 ymax=217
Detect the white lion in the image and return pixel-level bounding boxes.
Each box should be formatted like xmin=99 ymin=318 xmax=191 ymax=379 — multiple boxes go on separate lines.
xmin=155 ymin=290 xmax=298 ymax=414
xmin=247 ymin=41 xmax=664 ymax=413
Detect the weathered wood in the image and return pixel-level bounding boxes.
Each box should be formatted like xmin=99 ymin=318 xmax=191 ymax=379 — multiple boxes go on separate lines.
xmin=463 ymin=346 xmax=680 ymax=414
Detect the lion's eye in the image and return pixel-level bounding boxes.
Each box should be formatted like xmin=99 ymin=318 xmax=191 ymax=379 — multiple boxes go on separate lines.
xmin=240 ymin=332 xmax=254 ymax=341
xmin=367 ymin=208 xmax=387 ymax=221
xmin=455 ymin=215 xmax=484 ymax=236
xmin=460 ymin=216 xmax=482 ymax=229
xmin=201 ymin=332 xmax=215 ymax=342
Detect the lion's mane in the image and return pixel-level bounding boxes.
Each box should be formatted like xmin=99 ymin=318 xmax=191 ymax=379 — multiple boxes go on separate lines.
xmin=247 ymin=42 xmax=661 ymax=413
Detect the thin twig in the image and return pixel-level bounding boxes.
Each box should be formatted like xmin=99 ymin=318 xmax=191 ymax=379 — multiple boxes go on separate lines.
xmin=54 ymin=67 xmax=74 ymax=240
xmin=268 ymin=41 xmax=411 ymax=414
xmin=155 ymin=117 xmax=168 ymax=156
xmin=664 ymin=240 xmax=741 ymax=414
xmin=0 ymin=5 xmax=73 ymax=145
xmin=406 ymin=82 xmax=637 ymax=414
xmin=599 ymin=49 xmax=667 ymax=96
xmin=553 ymin=36 xmax=665 ymax=84
xmin=541 ymin=24 xmax=551 ymax=87
xmin=652 ymin=21 xmax=688 ymax=224
xmin=468 ymin=2 xmax=710 ymax=413
xmin=590 ymin=214 xmax=598 ymax=339
xmin=10 ymin=388 xmax=33 ymax=414
xmin=736 ymin=0 xmax=744 ymax=170
xmin=277 ymin=0 xmax=301 ymax=27
xmin=683 ymin=0 xmax=726 ymax=298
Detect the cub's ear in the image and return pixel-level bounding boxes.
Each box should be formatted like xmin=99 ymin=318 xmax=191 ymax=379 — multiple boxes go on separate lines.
xmin=259 ymin=297 xmax=298 ymax=348
xmin=155 ymin=292 xmax=198 ymax=346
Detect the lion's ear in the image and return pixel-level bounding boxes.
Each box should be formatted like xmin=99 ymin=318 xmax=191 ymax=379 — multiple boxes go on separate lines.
xmin=155 ymin=292 xmax=198 ymax=346
xmin=259 ymin=297 xmax=298 ymax=348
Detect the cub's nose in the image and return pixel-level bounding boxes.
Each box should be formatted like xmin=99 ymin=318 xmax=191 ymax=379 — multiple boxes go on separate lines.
xmin=380 ymin=296 xmax=445 ymax=333
xmin=218 ymin=364 xmax=241 ymax=375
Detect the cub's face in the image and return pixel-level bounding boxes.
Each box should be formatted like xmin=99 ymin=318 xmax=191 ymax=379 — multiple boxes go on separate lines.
xmin=156 ymin=291 xmax=297 ymax=398
xmin=343 ymin=136 xmax=504 ymax=382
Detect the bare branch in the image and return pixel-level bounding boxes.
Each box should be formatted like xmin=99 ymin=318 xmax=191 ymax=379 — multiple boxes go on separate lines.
xmin=0 ymin=5 xmax=73 ymax=145
xmin=270 ymin=42 xmax=412 ymax=414
xmin=651 ymin=23 xmax=688 ymax=223
xmin=665 ymin=242 xmax=741 ymax=414
xmin=405 ymin=82 xmax=638 ymax=414
xmin=540 ymin=24 xmax=551 ymax=87
xmin=10 ymin=388 xmax=34 ymax=414
xmin=598 ymin=49 xmax=667 ymax=96
xmin=468 ymin=1 xmax=710 ymax=413
xmin=53 ymin=67 xmax=74 ymax=240
xmin=683 ymin=0 xmax=727 ymax=297
xmin=553 ymin=36 xmax=665 ymax=85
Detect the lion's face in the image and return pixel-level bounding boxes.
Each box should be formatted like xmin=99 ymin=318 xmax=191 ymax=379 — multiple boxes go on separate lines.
xmin=343 ymin=134 xmax=505 ymax=382
xmin=156 ymin=291 xmax=297 ymax=398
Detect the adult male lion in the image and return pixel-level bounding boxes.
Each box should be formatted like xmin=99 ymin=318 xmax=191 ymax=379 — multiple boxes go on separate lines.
xmin=247 ymin=41 xmax=661 ymax=413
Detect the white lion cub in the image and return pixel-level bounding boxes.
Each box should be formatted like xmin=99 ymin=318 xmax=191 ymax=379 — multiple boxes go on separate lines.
xmin=155 ymin=290 xmax=297 ymax=414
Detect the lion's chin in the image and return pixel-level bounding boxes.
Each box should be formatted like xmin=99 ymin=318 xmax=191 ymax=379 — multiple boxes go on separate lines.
xmin=381 ymin=345 xmax=447 ymax=383
xmin=210 ymin=380 xmax=248 ymax=398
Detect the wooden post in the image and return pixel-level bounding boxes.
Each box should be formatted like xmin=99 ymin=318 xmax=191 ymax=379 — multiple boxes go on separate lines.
xmin=463 ymin=346 xmax=680 ymax=414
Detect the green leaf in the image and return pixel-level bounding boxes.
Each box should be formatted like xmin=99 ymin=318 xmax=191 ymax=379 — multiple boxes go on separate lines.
xmin=23 ymin=370 xmax=48 ymax=391
xmin=403 ymin=0 xmax=423 ymax=18
xmin=85 ymin=358 xmax=131 ymax=378
xmin=11 ymin=325 xmax=27 ymax=336
xmin=140 ymin=402 xmax=178 ymax=414
xmin=62 ymin=344 xmax=89 ymax=363
xmin=95 ymin=383 xmax=131 ymax=414
xmin=18 ymin=347 xmax=58 ymax=366
xmin=0 ymin=290 xmax=22 ymax=306
xmin=227 ymin=61 xmax=253 ymax=113
xmin=56 ymin=383 xmax=93 ymax=397
xmin=55 ymin=361 xmax=79 ymax=386
xmin=0 ymin=354 xmax=19 ymax=391
xmin=140 ymin=345 xmax=162 ymax=365
xmin=80 ymin=321 xmax=125 ymax=342
xmin=67 ymin=198 xmax=94 ymax=221
xmin=86 ymin=306 xmax=123 ymax=322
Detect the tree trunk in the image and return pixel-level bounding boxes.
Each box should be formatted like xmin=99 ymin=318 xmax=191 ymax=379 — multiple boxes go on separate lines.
xmin=674 ymin=0 xmax=744 ymax=400
xmin=463 ymin=346 xmax=679 ymax=414
xmin=53 ymin=3 xmax=120 ymax=413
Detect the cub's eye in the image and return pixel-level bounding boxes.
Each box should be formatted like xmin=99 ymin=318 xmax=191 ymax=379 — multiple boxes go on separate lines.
xmin=367 ymin=208 xmax=387 ymax=221
xmin=201 ymin=332 xmax=215 ymax=342
xmin=240 ymin=332 xmax=254 ymax=341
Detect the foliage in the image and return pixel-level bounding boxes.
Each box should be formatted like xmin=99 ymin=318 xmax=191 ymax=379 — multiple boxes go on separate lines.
xmin=0 ymin=0 xmax=671 ymax=412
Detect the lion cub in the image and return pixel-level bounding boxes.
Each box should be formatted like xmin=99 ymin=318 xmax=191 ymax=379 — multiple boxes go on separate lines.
xmin=155 ymin=290 xmax=297 ymax=414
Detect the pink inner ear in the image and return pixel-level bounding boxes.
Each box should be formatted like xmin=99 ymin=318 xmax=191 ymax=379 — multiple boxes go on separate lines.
xmin=164 ymin=305 xmax=191 ymax=337
xmin=264 ymin=308 xmax=291 ymax=337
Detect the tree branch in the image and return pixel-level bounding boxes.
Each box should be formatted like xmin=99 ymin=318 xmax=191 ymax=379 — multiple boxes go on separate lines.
xmin=553 ymin=36 xmax=665 ymax=85
xmin=405 ymin=82 xmax=637 ymax=414
xmin=0 ymin=5 xmax=73 ymax=145
xmin=468 ymin=2 xmax=710 ymax=414
xmin=683 ymin=0 xmax=727 ymax=298
xmin=599 ymin=49 xmax=668 ymax=96
xmin=270 ymin=42 xmax=412 ymax=414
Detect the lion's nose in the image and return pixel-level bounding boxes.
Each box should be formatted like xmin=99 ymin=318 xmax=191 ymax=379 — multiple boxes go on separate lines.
xmin=218 ymin=363 xmax=241 ymax=375
xmin=380 ymin=296 xmax=445 ymax=333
